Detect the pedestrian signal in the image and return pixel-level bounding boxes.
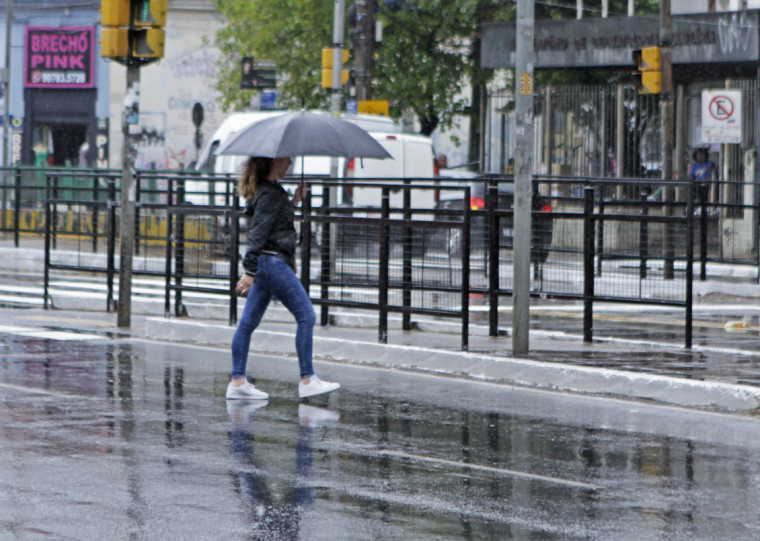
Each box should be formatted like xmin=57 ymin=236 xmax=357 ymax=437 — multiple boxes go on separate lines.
xmin=632 ymin=47 xmax=661 ymax=95
xmin=132 ymin=0 xmax=167 ymax=27
xmin=132 ymin=27 xmax=165 ymax=58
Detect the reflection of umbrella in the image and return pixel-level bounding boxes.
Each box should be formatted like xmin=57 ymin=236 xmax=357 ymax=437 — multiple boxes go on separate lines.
xmin=217 ymin=110 xmax=392 ymax=159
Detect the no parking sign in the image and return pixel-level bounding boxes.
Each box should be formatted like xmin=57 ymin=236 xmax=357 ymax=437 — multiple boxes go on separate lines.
xmin=701 ymin=90 xmax=742 ymax=144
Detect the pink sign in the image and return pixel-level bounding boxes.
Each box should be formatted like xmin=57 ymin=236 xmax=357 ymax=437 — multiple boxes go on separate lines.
xmin=25 ymin=27 xmax=94 ymax=88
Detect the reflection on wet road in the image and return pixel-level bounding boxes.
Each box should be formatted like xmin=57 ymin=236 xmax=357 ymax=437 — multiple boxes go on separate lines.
xmin=2 ymin=330 xmax=760 ymax=539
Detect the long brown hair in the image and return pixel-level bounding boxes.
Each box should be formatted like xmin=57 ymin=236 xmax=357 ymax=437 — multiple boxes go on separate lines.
xmin=237 ymin=157 xmax=273 ymax=200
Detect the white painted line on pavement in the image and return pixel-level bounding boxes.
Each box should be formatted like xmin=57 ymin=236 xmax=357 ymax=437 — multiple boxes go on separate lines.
xmin=376 ymin=449 xmax=600 ymax=490
xmin=0 ymin=382 xmax=97 ymax=399
xmin=532 ymin=329 xmax=760 ymax=358
xmin=0 ymin=294 xmax=43 ymax=305
xmin=470 ymin=303 xmax=760 ymax=313
xmin=0 ymin=325 xmax=105 ymax=341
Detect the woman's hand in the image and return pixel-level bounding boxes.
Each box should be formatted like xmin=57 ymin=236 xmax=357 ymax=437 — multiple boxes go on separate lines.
xmin=293 ymin=181 xmax=307 ymax=205
xmin=236 ymin=274 xmax=254 ymax=296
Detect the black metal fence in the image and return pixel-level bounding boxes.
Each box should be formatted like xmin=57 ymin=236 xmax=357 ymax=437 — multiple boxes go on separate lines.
xmin=19 ymin=167 xmax=760 ymax=350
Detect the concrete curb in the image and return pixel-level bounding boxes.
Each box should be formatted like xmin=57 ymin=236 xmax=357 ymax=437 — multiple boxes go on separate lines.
xmin=144 ymin=317 xmax=760 ymax=413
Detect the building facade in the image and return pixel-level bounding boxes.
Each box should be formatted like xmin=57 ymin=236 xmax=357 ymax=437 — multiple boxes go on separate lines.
xmin=1 ymin=0 xmax=224 ymax=170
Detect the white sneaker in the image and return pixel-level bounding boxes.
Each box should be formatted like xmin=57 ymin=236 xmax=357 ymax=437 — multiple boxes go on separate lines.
xmin=227 ymin=400 xmax=268 ymax=424
xmin=226 ymin=380 xmax=269 ymax=400
xmin=298 ymin=376 xmax=340 ymax=398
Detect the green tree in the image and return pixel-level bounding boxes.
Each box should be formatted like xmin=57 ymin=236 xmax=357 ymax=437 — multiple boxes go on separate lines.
xmin=212 ymin=0 xmax=499 ymax=137
xmin=211 ymin=0 xmax=333 ymax=111
xmin=374 ymin=0 xmax=489 ymax=135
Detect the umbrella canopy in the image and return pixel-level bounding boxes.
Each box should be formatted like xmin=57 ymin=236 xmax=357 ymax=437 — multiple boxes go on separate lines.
xmin=217 ymin=110 xmax=393 ymax=160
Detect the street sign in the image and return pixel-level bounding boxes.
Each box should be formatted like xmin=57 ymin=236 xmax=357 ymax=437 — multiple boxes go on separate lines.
xmin=253 ymin=59 xmax=277 ymax=89
xmin=357 ymin=100 xmax=389 ymax=116
xmin=241 ymin=57 xmax=277 ymax=89
xmin=702 ymin=90 xmax=742 ymax=144
xmin=260 ymin=91 xmax=277 ymax=110
xmin=192 ymin=102 xmax=204 ymax=128
xmin=241 ymin=57 xmax=255 ymax=89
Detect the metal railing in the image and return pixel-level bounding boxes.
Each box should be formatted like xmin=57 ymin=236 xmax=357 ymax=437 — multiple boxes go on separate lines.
xmin=300 ymin=180 xmax=472 ymax=349
xmin=29 ymin=168 xmax=760 ymax=349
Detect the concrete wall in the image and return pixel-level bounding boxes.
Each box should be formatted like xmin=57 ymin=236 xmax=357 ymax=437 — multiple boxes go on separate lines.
xmin=108 ymin=3 xmax=224 ymax=170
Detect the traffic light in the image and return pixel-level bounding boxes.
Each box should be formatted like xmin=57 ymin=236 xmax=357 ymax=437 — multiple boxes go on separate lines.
xmin=100 ymin=0 xmax=166 ymax=62
xmin=321 ymin=47 xmax=350 ymax=88
xmin=132 ymin=28 xmax=165 ymax=58
xmin=131 ymin=0 xmax=166 ymax=58
xmin=632 ymin=46 xmax=661 ymax=95
xmin=101 ymin=0 xmax=130 ymax=58
xmin=132 ymin=0 xmax=167 ymax=27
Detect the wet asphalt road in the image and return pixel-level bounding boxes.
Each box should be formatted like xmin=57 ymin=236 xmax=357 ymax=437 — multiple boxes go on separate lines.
xmin=3 ymin=324 xmax=760 ymax=540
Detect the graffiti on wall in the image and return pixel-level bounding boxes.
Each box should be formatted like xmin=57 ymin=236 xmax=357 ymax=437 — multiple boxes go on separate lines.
xmin=718 ymin=12 xmax=754 ymax=55
xmin=135 ymin=112 xmax=167 ymax=170
xmin=137 ymin=44 xmax=222 ymax=169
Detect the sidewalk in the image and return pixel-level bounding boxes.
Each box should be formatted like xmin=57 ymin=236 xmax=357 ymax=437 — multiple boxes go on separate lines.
xmin=140 ymin=305 xmax=760 ymax=413
xmin=2 ymin=239 xmax=760 ymax=413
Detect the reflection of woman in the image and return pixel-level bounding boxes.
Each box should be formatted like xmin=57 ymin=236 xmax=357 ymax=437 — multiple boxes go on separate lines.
xmin=227 ymin=156 xmax=340 ymax=400
xmin=227 ymin=401 xmax=304 ymax=538
xmin=227 ymin=402 xmax=337 ymax=536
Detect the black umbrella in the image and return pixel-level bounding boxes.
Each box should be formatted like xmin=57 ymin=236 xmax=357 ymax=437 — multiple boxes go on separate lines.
xmin=217 ymin=110 xmax=393 ymax=160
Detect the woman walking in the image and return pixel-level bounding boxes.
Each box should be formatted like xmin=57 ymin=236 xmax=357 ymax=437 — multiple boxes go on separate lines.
xmin=227 ymin=156 xmax=340 ymax=400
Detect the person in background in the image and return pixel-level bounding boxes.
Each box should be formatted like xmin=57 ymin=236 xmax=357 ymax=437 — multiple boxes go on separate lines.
xmin=227 ymin=156 xmax=340 ymax=400
xmin=435 ymin=154 xmax=448 ymax=174
xmin=689 ymin=148 xmax=717 ymax=204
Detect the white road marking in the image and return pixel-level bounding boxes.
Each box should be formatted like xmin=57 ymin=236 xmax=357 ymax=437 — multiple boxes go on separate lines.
xmin=0 ymin=325 xmax=105 ymax=341
xmin=375 ymin=449 xmax=600 ymax=490
xmin=0 ymin=382 xmax=97 ymax=399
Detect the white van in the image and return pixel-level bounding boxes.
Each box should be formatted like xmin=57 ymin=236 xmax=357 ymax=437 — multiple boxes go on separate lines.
xmin=188 ymin=111 xmax=436 ymax=211
xmin=187 ymin=112 xmax=281 ymax=205
xmin=343 ymin=132 xmax=436 ymax=210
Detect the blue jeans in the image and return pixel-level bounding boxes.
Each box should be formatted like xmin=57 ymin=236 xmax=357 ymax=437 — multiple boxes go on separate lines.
xmin=231 ymin=254 xmax=316 ymax=379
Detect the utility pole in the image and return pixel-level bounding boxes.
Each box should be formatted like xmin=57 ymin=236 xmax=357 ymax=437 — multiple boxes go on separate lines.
xmin=329 ymin=0 xmax=345 ymax=179
xmin=330 ymin=0 xmax=346 ymax=119
xmin=660 ymin=0 xmax=675 ymax=279
xmin=513 ymin=0 xmax=535 ymax=355
xmin=328 ymin=0 xmax=346 ymax=276
xmin=2 ymin=0 xmax=12 ymax=217
xmin=117 ymin=63 xmax=140 ymax=327
xmin=354 ymin=0 xmax=373 ymax=100
xmin=101 ymin=0 xmax=166 ymax=327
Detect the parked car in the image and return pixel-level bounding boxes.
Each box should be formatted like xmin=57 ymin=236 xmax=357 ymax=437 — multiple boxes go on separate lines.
xmin=433 ymin=174 xmax=553 ymax=262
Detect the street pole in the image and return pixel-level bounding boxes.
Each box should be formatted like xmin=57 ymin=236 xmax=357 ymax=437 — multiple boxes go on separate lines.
xmin=2 ymin=0 xmax=12 ymax=217
xmin=355 ymin=0 xmax=373 ymax=101
xmin=328 ymin=0 xmax=346 ymax=280
xmin=660 ymin=0 xmax=674 ymax=279
xmin=117 ymin=63 xmax=140 ymax=327
xmin=329 ymin=0 xmax=345 ymax=176
xmin=512 ymin=0 xmax=535 ymax=355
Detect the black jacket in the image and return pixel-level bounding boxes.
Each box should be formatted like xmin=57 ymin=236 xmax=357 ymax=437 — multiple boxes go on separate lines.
xmin=242 ymin=180 xmax=297 ymax=276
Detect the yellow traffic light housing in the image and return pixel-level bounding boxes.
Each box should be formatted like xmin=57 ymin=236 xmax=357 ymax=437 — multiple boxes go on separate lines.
xmin=132 ymin=0 xmax=168 ymax=28
xmin=101 ymin=0 xmax=131 ymax=26
xmin=321 ymin=47 xmax=349 ymax=68
xmin=321 ymin=69 xmax=350 ymax=88
xmin=632 ymin=46 xmax=661 ymax=94
xmin=321 ymin=47 xmax=350 ymax=88
xmin=132 ymin=27 xmax=165 ymax=58
xmin=100 ymin=0 xmax=165 ymax=63
xmin=101 ymin=27 xmax=130 ymax=58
